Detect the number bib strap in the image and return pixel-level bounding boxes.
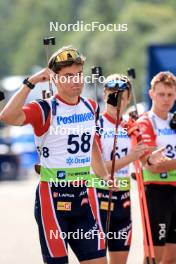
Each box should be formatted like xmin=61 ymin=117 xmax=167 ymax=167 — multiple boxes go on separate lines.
xmin=40 ymin=166 xmax=91 ymax=182
xmin=143 ymin=169 xmax=176 ymax=184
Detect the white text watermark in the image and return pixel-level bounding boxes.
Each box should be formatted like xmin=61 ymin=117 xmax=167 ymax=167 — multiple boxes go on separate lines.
xmin=50 ymin=21 xmax=128 ymax=32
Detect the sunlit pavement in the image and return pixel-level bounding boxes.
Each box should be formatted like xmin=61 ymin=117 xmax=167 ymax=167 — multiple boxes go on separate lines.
xmin=0 ymin=175 xmax=143 ymax=264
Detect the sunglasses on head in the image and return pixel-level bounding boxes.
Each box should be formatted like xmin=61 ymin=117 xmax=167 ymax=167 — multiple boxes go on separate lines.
xmin=105 ymin=79 xmax=129 ymax=91
xmin=54 ymin=49 xmax=81 ymax=63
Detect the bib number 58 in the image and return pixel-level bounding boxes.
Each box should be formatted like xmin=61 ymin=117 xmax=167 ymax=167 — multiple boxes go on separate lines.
xmin=67 ymin=133 xmax=91 ymax=154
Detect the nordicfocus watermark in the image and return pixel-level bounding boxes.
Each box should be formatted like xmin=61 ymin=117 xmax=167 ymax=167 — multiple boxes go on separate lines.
xmin=50 ymin=21 xmax=128 ymax=32
xmin=50 ymin=73 xmax=106 ymax=85
xmin=49 ymin=177 xmax=129 ymax=189
xmin=50 ymin=228 xmax=128 ymax=240
xmin=49 ymin=124 xmax=128 ymax=137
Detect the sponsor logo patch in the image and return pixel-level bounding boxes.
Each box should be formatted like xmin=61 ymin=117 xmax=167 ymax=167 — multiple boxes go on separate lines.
xmin=160 ymin=172 xmax=168 ymax=179
xmin=57 ymin=170 xmax=66 ymax=179
xmin=159 ymin=223 xmax=166 ymax=240
xmin=100 ymin=201 xmax=114 ymax=211
xmin=81 ymin=198 xmax=89 ymax=206
xmin=57 ymin=112 xmax=94 ymax=125
xmin=97 ymin=192 xmax=102 ymax=198
xmin=123 ymin=200 xmax=131 ymax=208
xmin=53 ymin=192 xmax=58 ymax=198
xmin=57 ymin=202 xmax=71 ymax=211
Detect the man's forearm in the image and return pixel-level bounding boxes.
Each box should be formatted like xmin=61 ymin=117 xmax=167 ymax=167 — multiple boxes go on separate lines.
xmin=91 ymin=138 xmax=109 ymax=179
xmin=0 ymin=85 xmax=30 ymax=125
xmin=106 ymin=155 xmax=132 ymax=173
xmin=0 ymin=68 xmax=51 ymax=126
xmin=145 ymin=159 xmax=176 ymax=173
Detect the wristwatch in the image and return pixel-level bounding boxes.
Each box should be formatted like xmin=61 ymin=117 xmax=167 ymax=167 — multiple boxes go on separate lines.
xmin=23 ymin=78 xmax=35 ymax=89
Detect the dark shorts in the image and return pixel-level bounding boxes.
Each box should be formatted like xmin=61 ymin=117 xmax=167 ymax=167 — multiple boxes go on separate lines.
xmin=145 ymin=184 xmax=176 ymax=246
xmin=96 ymin=188 xmax=132 ymax=252
xmin=34 ymin=182 xmax=106 ymax=264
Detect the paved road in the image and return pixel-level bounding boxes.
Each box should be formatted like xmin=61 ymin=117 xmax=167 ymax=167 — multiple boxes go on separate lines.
xmin=0 ymin=176 xmax=143 ymax=264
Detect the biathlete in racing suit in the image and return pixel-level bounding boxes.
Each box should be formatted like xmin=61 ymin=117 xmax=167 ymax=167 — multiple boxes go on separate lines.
xmin=137 ymin=71 xmax=176 ymax=264
xmin=90 ymin=74 xmax=165 ymax=264
xmin=0 ymin=46 xmax=112 ymax=264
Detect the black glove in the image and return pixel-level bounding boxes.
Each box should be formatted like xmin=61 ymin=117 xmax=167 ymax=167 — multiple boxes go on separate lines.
xmin=107 ymin=92 xmax=119 ymax=107
xmin=170 ymin=112 xmax=176 ymax=130
xmin=0 ymin=91 xmax=5 ymax=101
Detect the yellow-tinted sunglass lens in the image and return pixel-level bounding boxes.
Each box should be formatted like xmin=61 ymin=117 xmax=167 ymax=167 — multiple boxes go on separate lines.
xmin=55 ymin=50 xmax=79 ymax=62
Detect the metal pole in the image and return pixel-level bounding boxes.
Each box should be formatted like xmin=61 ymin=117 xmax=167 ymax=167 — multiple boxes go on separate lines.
xmin=43 ymin=37 xmax=55 ymax=98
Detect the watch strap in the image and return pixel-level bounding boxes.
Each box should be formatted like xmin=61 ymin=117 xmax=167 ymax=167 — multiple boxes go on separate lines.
xmin=23 ymin=78 xmax=35 ymax=89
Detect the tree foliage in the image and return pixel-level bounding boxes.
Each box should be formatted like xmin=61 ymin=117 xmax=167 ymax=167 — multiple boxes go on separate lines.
xmin=0 ymin=0 xmax=176 ymax=100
